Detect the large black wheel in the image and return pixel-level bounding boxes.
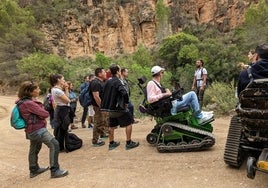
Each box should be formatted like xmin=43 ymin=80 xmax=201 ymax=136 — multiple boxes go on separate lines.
xmin=146 ymin=133 xmax=158 ymax=145
xmin=247 ymin=157 xmax=257 ymax=179
xmin=224 ymin=115 xmax=245 ymax=167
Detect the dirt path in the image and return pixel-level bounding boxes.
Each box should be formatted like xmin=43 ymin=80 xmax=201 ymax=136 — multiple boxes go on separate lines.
xmin=0 ymin=95 xmax=267 ymax=188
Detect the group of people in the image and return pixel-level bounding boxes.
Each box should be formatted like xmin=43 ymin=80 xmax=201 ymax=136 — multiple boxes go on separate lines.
xmin=16 ymin=64 xmax=142 ymax=178
xmin=15 ymin=43 xmax=268 ymax=179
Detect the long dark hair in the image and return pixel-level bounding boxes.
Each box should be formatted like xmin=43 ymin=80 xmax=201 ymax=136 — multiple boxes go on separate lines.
xmin=49 ymin=74 xmax=63 ymax=87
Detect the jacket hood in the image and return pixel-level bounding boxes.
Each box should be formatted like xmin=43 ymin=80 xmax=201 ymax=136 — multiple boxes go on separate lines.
xmin=251 ymin=59 xmax=268 ymax=79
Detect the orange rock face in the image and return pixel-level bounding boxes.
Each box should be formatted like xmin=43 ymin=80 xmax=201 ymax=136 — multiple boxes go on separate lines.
xmin=41 ymin=0 xmax=257 ymax=58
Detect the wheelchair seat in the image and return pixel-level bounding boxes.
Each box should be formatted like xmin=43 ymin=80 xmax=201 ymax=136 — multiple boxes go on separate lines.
xmin=139 ymin=96 xmax=190 ymax=118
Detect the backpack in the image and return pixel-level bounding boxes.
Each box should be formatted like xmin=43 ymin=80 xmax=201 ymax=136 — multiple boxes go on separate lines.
xmin=65 ymin=133 xmax=83 ymax=152
xmin=79 ymin=83 xmax=92 ymax=107
xmin=43 ymin=94 xmax=53 ymax=112
xmin=199 ymin=68 xmax=211 ymax=86
xmin=10 ymin=99 xmax=28 ymax=129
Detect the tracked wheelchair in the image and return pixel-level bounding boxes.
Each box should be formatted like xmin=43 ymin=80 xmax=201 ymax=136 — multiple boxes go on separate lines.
xmin=137 ymin=76 xmax=215 ymax=153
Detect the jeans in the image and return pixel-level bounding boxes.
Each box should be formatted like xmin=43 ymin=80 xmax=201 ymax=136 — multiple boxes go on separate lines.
xmin=171 ymin=91 xmax=202 ymax=118
xmin=26 ymin=128 xmax=60 ymax=172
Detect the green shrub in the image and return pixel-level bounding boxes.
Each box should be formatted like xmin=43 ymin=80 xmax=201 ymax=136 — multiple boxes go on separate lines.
xmin=204 ymin=81 xmax=237 ymax=115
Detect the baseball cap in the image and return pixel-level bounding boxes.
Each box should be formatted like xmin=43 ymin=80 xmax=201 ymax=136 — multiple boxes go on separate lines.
xmin=151 ymin=66 xmax=165 ymax=76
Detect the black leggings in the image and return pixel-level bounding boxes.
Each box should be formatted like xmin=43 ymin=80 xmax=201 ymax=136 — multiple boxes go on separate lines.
xmin=53 ymin=106 xmax=70 ymax=151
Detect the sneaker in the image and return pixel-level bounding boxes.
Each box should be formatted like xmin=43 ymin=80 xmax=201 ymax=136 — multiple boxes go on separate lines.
xmin=197 ymin=113 xmax=214 ymax=124
xmin=257 ymin=160 xmax=268 ymax=171
xmin=126 ymin=141 xmax=139 ymax=150
xmin=30 ymin=167 xmax=49 ymax=178
xmin=109 ymin=141 xmax=120 ymax=150
xmin=92 ymin=140 xmax=105 ymax=147
xmin=51 ymin=168 xmax=68 ymax=178
xmin=88 ymin=124 xmax=93 ymax=128
xmin=202 ymin=111 xmax=214 ymax=115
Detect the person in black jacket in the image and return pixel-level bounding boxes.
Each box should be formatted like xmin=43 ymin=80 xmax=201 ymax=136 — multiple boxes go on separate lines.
xmin=101 ymin=64 xmax=139 ymax=150
xmin=237 ymin=43 xmax=268 ymax=96
xmin=237 ymin=43 xmax=268 ymax=170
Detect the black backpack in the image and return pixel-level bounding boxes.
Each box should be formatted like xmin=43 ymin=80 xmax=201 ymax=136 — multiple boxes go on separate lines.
xmin=200 ymin=68 xmax=211 ymax=86
xmin=65 ymin=133 xmax=83 ymax=152
xmin=43 ymin=94 xmax=53 ymax=112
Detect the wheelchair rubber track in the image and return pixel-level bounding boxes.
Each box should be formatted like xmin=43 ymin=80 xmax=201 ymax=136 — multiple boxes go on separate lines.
xmin=224 ymin=115 xmax=243 ymax=167
xmin=156 ymin=122 xmax=215 ymax=153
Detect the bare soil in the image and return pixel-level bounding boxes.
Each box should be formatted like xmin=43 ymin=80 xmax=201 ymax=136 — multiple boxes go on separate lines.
xmin=0 ymin=95 xmax=267 ymax=188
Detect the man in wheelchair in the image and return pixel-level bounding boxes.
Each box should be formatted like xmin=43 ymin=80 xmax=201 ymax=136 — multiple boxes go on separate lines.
xmin=146 ymin=65 xmax=213 ymax=124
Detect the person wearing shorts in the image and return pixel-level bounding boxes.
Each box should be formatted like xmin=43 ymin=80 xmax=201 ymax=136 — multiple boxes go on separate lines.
xmin=101 ymin=64 xmax=139 ymax=150
xmin=109 ymin=111 xmax=132 ymax=128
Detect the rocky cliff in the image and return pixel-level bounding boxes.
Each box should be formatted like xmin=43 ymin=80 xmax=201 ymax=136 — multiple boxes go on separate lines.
xmin=41 ymin=0 xmax=258 ymax=58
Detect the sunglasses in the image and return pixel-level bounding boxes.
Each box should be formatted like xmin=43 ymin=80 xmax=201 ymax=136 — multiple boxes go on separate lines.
xmin=26 ymin=81 xmax=35 ymax=92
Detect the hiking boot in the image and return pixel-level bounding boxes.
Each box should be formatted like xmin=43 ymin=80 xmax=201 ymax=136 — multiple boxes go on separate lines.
xmin=51 ymin=168 xmax=68 ymax=178
xmin=126 ymin=141 xmax=139 ymax=150
xmin=30 ymin=167 xmax=49 ymax=178
xmin=109 ymin=141 xmax=120 ymax=150
xmin=197 ymin=113 xmax=214 ymax=124
xmin=82 ymin=124 xmax=86 ymax=128
xmin=92 ymin=140 xmax=105 ymax=147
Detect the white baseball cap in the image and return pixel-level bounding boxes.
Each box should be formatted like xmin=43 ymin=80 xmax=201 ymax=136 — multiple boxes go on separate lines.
xmin=151 ymin=66 xmax=165 ymax=75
